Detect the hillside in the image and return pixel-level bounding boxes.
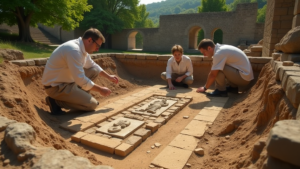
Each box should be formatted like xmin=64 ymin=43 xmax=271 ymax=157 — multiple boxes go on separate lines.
xmin=146 ymin=0 xmax=267 ymax=26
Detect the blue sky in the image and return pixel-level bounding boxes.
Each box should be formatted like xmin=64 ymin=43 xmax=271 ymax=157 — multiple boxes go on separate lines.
xmin=139 ymin=0 xmax=165 ymax=5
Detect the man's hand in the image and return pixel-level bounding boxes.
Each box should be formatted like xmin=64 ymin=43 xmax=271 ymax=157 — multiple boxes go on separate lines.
xmin=98 ymin=86 xmax=112 ymax=96
xmin=196 ymin=87 xmax=206 ymax=93
xmin=109 ymin=75 xmax=119 ymax=84
xmin=168 ymin=83 xmax=176 ymax=90
xmin=175 ymin=76 xmax=184 ymax=83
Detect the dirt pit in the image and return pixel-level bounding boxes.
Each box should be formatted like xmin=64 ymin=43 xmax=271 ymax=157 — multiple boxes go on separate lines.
xmin=0 ymin=57 xmax=297 ymax=169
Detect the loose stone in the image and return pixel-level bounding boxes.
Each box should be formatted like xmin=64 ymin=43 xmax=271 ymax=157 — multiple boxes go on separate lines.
xmin=154 ymin=142 xmax=161 ymax=147
xmin=3 ymin=159 xmax=10 ymax=166
xmin=147 ymin=150 xmax=151 ymax=153
xmin=151 ymin=146 xmax=155 ymax=149
xmin=225 ymin=135 xmax=230 ymax=139
xmin=186 ymin=163 xmax=192 ymax=167
xmin=194 ymin=148 xmax=204 ymax=156
xmin=183 ymin=116 xmax=189 ymax=119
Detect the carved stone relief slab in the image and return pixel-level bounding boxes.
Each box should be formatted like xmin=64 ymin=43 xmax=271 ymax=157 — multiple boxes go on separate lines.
xmin=96 ymin=117 xmax=144 ymax=139
xmin=131 ymin=99 xmax=177 ymax=117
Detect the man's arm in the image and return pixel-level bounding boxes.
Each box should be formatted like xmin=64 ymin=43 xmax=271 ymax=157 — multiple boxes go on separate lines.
xmin=196 ymin=70 xmax=219 ymax=93
xmin=99 ymin=71 xmax=119 ymax=84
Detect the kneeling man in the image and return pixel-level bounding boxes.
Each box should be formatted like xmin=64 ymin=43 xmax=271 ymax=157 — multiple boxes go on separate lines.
xmin=196 ymin=39 xmax=253 ymax=97
xmin=161 ymin=45 xmax=193 ymax=90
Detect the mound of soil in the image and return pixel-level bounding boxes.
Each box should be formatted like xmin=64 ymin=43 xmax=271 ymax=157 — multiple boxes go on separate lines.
xmin=0 ymin=49 xmax=24 ymax=61
xmin=185 ymin=62 xmax=297 ymax=169
xmin=0 ymin=57 xmax=143 ymax=168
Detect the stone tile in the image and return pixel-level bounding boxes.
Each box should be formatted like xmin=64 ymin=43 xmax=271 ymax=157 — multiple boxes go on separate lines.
xmin=286 ymin=76 xmax=300 ymax=108
xmin=146 ymin=123 xmax=159 ymax=133
xmin=124 ymin=135 xmax=142 ymax=148
xmin=169 ymin=134 xmax=198 ymax=151
xmin=81 ymin=134 xmax=121 ymax=154
xmin=96 ymin=118 xmax=144 ymax=139
xmin=134 ymin=128 xmax=151 ymax=141
xmin=203 ymin=102 xmax=226 ymax=111
xmin=96 ymin=121 xmax=110 ymax=128
xmin=71 ymin=132 xmax=88 ymax=143
xmin=154 ymin=117 xmax=166 ymax=125
xmin=161 ymin=112 xmax=171 ymax=117
xmin=84 ymin=127 xmax=98 ymax=134
xmin=151 ymin=146 xmax=192 ymax=169
xmin=276 ymin=66 xmax=300 ymax=81
xmin=115 ymin=143 xmax=134 ymax=157
xmin=194 ymin=115 xmax=217 ymax=123
xmin=181 ymin=120 xmax=209 ymax=138
xmin=59 ymin=120 xmax=94 ymax=133
xmin=281 ymin=71 xmax=300 ymax=91
xmin=198 ymin=108 xmax=220 ymax=117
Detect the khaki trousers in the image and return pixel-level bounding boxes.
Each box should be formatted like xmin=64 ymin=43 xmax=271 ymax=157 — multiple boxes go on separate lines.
xmin=161 ymin=72 xmax=194 ymax=85
xmin=215 ymin=65 xmax=250 ymax=91
xmin=45 ymin=67 xmax=100 ymax=111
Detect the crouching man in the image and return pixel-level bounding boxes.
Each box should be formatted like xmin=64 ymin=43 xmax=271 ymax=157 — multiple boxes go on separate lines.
xmin=196 ymin=39 xmax=254 ymax=97
xmin=42 ymin=28 xmax=118 ymax=115
xmin=161 ymin=45 xmax=193 ymax=90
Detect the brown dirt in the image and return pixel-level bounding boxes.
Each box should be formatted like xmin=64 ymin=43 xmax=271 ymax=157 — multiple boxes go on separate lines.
xmin=0 ymin=58 xmax=297 ymax=169
xmin=184 ymin=63 xmax=297 ymax=169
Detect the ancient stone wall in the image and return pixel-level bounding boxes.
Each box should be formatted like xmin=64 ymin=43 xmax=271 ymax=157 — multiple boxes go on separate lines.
xmin=111 ymin=3 xmax=263 ymax=52
xmin=262 ymin=0 xmax=296 ymax=56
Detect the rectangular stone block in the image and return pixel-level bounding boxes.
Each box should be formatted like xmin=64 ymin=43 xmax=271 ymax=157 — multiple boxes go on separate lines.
xmin=124 ymin=135 xmax=142 ymax=148
xmin=84 ymin=126 xmax=98 ymax=134
xmin=286 ymin=76 xmax=300 ymax=108
xmin=145 ymin=55 xmax=158 ymax=60
xmin=248 ymin=57 xmax=272 ymax=64
xmin=169 ymin=134 xmax=198 ymax=151
xmin=10 ymin=60 xmax=27 ymax=66
xmin=194 ymin=115 xmax=217 ymax=123
xmin=59 ymin=119 xmax=94 ymax=133
xmin=81 ymin=134 xmax=121 ymax=154
xmin=188 ymin=55 xmax=203 ymax=61
xmin=125 ymin=54 xmax=136 ymax=59
xmin=181 ymin=120 xmax=209 ymax=138
xmin=151 ymin=146 xmax=192 ymax=169
xmin=115 ymin=143 xmax=134 ymax=157
xmin=158 ymin=55 xmax=172 ymax=60
xmin=146 ymin=122 xmax=159 ymax=133
xmin=26 ymin=60 xmax=35 ymax=66
xmin=115 ymin=53 xmax=125 ymax=59
xmin=135 ymin=54 xmax=145 ymax=60
xmin=272 ymin=53 xmax=282 ymax=61
xmin=71 ymin=132 xmax=88 ymax=143
xmin=34 ymin=58 xmax=48 ymax=65
xmin=277 ymin=66 xmax=300 ymax=81
xmin=295 ymin=0 xmax=300 ymax=15
xmin=154 ymin=117 xmax=166 ymax=125
xmin=96 ymin=121 xmax=110 ymax=128
xmin=134 ymin=128 xmax=151 ymax=141
xmin=250 ymin=46 xmax=263 ymax=52
xmin=281 ymin=71 xmax=300 ymax=91
xmin=292 ymin=14 xmax=300 ymax=28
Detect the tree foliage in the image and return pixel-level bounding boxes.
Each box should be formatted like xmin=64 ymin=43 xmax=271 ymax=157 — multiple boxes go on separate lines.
xmin=257 ymin=4 xmax=267 ymax=23
xmin=227 ymin=0 xmax=267 ymax=11
xmin=0 ymin=0 xmax=92 ymax=42
xmin=80 ymin=0 xmax=139 ymax=36
xmin=198 ymin=0 xmax=227 ymax=12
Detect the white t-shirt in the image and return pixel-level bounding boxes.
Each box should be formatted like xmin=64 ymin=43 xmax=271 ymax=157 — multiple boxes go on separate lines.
xmin=211 ymin=44 xmax=254 ymax=81
xmin=42 ymin=37 xmax=103 ymax=91
xmin=166 ymin=55 xmax=193 ymax=79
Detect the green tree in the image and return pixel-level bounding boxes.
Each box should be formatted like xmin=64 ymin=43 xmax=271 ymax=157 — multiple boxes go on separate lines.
xmin=198 ymin=0 xmax=227 ymax=12
xmin=0 ymin=0 xmax=92 ymax=42
xmin=257 ymin=4 xmax=266 ymax=23
xmin=80 ymin=0 xmax=139 ymax=37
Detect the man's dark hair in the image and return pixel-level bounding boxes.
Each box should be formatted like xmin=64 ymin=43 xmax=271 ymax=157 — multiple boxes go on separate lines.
xmin=82 ymin=28 xmax=105 ymax=43
xmin=198 ymin=39 xmax=215 ymax=50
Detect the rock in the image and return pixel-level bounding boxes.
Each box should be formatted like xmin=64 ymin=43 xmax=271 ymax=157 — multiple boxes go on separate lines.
xmin=5 ymin=123 xmax=36 ymax=154
xmin=225 ymin=135 xmax=230 ymax=139
xmin=0 ymin=116 xmax=16 ymax=131
xmin=183 ymin=116 xmax=189 ymax=119
xmin=194 ymin=148 xmax=204 ymax=156
xmin=147 ymin=150 xmax=151 ymax=153
xmin=283 ymin=61 xmax=294 ymax=66
xmin=3 ymin=159 xmax=10 ymax=166
xmin=154 ymin=142 xmax=161 ymax=147
xmin=275 ymin=26 xmax=300 ymax=53
xmin=149 ymin=165 xmax=155 ymax=168
xmin=262 ymin=156 xmax=300 ymax=169
xmin=266 ymin=120 xmax=300 ymax=167
xmin=186 ymin=163 xmax=192 ymax=167
xmin=151 ymin=146 xmax=155 ymax=149
xmin=251 ymin=139 xmax=267 ymax=161
xmin=0 ymin=49 xmax=24 ymax=61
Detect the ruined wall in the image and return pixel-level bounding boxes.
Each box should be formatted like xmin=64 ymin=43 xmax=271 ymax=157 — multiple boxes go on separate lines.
xmin=111 ymin=3 xmax=263 ymax=52
xmin=262 ymin=0 xmax=296 ymax=57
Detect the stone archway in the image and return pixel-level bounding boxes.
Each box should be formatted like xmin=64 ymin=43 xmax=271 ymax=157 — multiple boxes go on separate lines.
xmin=211 ymin=28 xmax=223 ymax=44
xmin=127 ymin=31 xmax=144 ymax=50
xmin=188 ymin=26 xmax=204 ymax=49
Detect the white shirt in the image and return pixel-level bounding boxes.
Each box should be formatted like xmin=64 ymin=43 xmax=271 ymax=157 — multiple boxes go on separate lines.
xmin=42 ymin=37 xmax=103 ymax=91
xmin=211 ymin=43 xmax=254 ymax=81
xmin=166 ymin=55 xmax=193 ymax=79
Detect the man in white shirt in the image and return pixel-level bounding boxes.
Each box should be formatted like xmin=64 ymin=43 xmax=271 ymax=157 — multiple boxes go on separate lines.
xmin=196 ymin=39 xmax=253 ymax=97
xmin=42 ymin=28 xmax=118 ymax=115
xmin=161 ymin=45 xmax=193 ymax=90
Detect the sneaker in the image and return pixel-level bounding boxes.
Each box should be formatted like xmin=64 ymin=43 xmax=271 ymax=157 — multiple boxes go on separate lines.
xmin=45 ymin=97 xmax=66 ymax=115
xmin=182 ymin=83 xmax=189 ymax=88
xmin=226 ymin=86 xmax=238 ymax=94
xmin=206 ymin=89 xmax=228 ymax=97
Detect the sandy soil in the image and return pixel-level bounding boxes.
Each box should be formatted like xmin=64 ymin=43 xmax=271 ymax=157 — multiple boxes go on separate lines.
xmin=0 ymin=58 xmax=297 ymax=169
